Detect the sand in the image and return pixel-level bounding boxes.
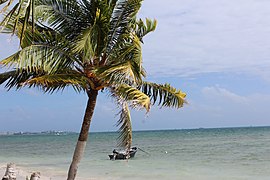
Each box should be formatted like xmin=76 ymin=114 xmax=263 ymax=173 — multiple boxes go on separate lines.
xmin=0 ymin=163 xmax=103 ymax=180
xmin=0 ymin=164 xmax=61 ymax=180
xmin=1 ymin=164 xmax=29 ymax=180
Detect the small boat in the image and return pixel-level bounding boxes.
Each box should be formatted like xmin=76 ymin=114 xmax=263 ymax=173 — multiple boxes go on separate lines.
xmin=108 ymin=147 xmax=137 ymax=160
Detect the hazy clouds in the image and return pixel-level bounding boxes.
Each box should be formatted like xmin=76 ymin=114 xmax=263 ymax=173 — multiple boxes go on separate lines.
xmin=140 ymin=0 xmax=270 ymax=78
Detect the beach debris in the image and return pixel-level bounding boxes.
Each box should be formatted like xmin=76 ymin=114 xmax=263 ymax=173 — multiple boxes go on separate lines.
xmin=2 ymin=163 xmax=16 ymax=180
xmin=29 ymin=172 xmax=40 ymax=180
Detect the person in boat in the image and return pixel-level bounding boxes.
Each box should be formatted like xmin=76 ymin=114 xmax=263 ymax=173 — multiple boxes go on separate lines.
xmin=113 ymin=149 xmax=118 ymax=155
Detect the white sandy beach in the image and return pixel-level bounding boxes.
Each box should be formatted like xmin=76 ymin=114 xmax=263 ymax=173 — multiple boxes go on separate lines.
xmin=0 ymin=164 xmax=72 ymax=180
xmin=1 ymin=164 xmax=33 ymax=180
xmin=0 ymin=163 xmax=110 ymax=180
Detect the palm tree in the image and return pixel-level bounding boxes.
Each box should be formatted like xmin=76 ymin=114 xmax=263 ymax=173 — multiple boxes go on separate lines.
xmin=0 ymin=0 xmax=187 ymax=180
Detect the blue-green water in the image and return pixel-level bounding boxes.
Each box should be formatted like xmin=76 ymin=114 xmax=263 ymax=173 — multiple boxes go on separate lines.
xmin=1 ymin=127 xmax=270 ymax=179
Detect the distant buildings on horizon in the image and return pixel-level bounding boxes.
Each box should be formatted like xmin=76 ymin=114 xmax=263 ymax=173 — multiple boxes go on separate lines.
xmin=0 ymin=130 xmax=76 ymax=136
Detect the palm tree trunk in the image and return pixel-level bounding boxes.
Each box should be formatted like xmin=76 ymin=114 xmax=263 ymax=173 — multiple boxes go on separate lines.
xmin=67 ymin=89 xmax=98 ymax=180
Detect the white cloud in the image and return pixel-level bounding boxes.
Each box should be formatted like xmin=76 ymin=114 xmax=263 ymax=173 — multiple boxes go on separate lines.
xmin=201 ymin=85 xmax=270 ymax=115
xmin=201 ymin=85 xmax=270 ymax=108
xmin=171 ymin=85 xmax=270 ymax=127
xmin=139 ymin=0 xmax=270 ymax=78
xmin=202 ymin=85 xmax=249 ymax=104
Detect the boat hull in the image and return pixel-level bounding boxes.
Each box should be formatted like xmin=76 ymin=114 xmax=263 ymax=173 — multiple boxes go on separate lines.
xmin=109 ymin=148 xmax=137 ymax=160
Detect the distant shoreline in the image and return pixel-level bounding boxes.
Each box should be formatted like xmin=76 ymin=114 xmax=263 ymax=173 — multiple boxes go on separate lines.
xmin=1 ymin=125 xmax=270 ymax=136
xmin=0 ymin=130 xmax=77 ymax=136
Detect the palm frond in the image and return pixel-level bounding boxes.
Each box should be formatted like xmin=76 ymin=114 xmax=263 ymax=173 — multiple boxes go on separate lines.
xmin=73 ymin=26 xmax=95 ymax=63
xmin=35 ymin=0 xmax=92 ymax=40
xmin=110 ymin=33 xmax=144 ymax=68
xmin=77 ymin=0 xmax=97 ymax=24
xmin=116 ymin=102 xmax=132 ymax=149
xmin=25 ymin=73 xmax=90 ymax=93
xmin=0 ymin=68 xmax=89 ymax=93
xmin=0 ymin=70 xmax=17 ymax=85
xmin=106 ymin=0 xmax=142 ymax=56
xmin=135 ymin=18 xmax=157 ymax=43
xmin=2 ymin=16 xmax=57 ymax=48
xmin=114 ymin=84 xmax=150 ymax=112
xmin=98 ymin=33 xmax=145 ymax=85
xmin=73 ymin=17 xmax=108 ymax=64
xmin=19 ymin=24 xmax=58 ymax=49
xmin=0 ymin=2 xmax=19 ymax=30
xmin=126 ymin=34 xmax=144 ymax=78
xmin=0 ymin=0 xmax=35 ymax=44
xmin=0 ymin=0 xmax=9 ymax=5
xmin=35 ymin=0 xmax=78 ymax=31
xmin=1 ymin=44 xmax=77 ymax=74
xmin=140 ymin=82 xmax=187 ymax=108
xmin=108 ymin=0 xmax=118 ymax=9
xmin=96 ymin=59 xmax=142 ymax=86
xmin=0 ymin=69 xmax=36 ymax=90
xmin=21 ymin=0 xmax=31 ymax=42
xmin=0 ymin=0 xmax=14 ymax=12
xmin=78 ymin=0 xmax=96 ymax=17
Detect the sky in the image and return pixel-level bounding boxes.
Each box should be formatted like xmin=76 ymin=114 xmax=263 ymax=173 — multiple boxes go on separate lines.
xmin=1 ymin=0 xmax=270 ymax=132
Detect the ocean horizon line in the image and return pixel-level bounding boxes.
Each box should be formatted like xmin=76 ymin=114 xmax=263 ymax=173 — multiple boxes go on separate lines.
xmin=1 ymin=125 xmax=270 ymax=135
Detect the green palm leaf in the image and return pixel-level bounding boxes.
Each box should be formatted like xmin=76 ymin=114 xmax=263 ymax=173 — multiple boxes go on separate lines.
xmin=0 ymin=68 xmax=89 ymax=93
xmin=135 ymin=18 xmax=157 ymax=42
xmin=73 ymin=26 xmax=95 ymax=63
xmin=116 ymin=102 xmax=132 ymax=149
xmin=141 ymin=82 xmax=187 ymax=108
xmin=0 ymin=70 xmax=17 ymax=85
xmin=35 ymin=0 xmax=78 ymax=32
xmin=0 ymin=0 xmax=35 ymax=43
xmin=114 ymin=84 xmax=150 ymax=112
xmin=96 ymin=58 xmax=142 ymax=86
xmin=0 ymin=69 xmax=36 ymax=90
xmin=0 ymin=0 xmax=14 ymax=13
xmin=25 ymin=73 xmax=90 ymax=93
xmin=2 ymin=16 xmax=57 ymax=48
xmin=0 ymin=0 xmax=9 ymax=5
xmin=100 ymin=34 xmax=144 ymax=84
xmin=106 ymin=0 xmax=142 ymax=56
xmin=1 ymin=44 xmax=77 ymax=74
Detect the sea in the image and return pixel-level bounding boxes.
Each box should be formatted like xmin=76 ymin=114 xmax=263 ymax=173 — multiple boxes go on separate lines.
xmin=1 ymin=127 xmax=270 ymax=180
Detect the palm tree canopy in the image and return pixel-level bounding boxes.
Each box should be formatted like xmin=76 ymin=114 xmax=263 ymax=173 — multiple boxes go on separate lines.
xmin=0 ymin=0 xmax=187 ymax=149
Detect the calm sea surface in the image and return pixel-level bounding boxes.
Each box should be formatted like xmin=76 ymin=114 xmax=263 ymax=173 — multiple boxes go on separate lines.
xmin=1 ymin=127 xmax=270 ymax=179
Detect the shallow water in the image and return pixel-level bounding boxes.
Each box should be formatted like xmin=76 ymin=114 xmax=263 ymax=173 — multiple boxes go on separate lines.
xmin=1 ymin=127 xmax=270 ymax=179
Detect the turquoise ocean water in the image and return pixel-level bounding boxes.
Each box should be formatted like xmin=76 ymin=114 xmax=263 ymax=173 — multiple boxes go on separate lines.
xmin=1 ymin=127 xmax=270 ymax=179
